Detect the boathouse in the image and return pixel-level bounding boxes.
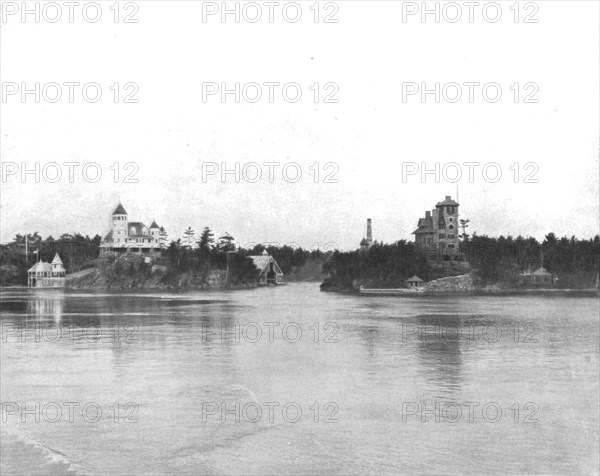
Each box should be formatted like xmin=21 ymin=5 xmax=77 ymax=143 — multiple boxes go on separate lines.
xmin=27 ymin=253 xmax=66 ymax=288
xmin=248 ymin=250 xmax=284 ymax=285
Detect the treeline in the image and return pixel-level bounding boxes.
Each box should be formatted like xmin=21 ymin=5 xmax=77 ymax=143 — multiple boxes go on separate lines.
xmin=0 ymin=233 xmax=101 ymax=285
xmin=158 ymin=238 xmax=326 ymax=286
xmin=160 ymin=235 xmax=258 ymax=286
xmin=321 ymin=240 xmax=432 ymax=291
xmin=249 ymin=243 xmax=326 ymax=275
xmin=0 ymin=229 xmax=329 ymax=287
xmin=461 ymin=233 xmax=600 ymax=287
xmin=320 ymin=233 xmax=600 ymax=291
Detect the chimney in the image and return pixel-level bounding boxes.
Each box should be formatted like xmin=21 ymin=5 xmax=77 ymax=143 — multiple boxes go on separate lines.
xmin=425 ymin=211 xmax=431 ymax=218
xmin=446 ymin=195 xmax=451 ymax=200
xmin=367 ymin=219 xmax=372 ymax=242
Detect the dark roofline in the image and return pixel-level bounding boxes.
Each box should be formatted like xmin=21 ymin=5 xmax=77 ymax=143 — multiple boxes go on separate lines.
xmin=435 ymin=197 xmax=459 ymax=207
xmin=112 ymin=202 xmax=127 ymax=215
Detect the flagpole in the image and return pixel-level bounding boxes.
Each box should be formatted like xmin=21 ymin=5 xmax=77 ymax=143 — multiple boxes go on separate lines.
xmin=456 ymin=183 xmax=459 ymax=222
xmin=25 ymin=234 xmax=28 ymax=265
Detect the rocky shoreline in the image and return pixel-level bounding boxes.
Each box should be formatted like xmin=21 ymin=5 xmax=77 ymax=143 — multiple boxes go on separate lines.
xmin=324 ymin=273 xmax=599 ymax=297
xmin=63 ymin=261 xmax=259 ymax=291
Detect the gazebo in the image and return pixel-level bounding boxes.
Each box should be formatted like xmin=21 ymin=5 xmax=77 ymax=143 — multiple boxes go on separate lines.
xmin=531 ymin=266 xmax=553 ymax=285
xmin=406 ymin=275 xmax=424 ymax=288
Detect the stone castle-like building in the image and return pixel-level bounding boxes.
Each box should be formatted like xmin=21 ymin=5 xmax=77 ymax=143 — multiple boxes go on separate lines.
xmin=412 ymin=195 xmax=459 ymax=257
xmin=100 ymin=202 xmax=164 ymax=254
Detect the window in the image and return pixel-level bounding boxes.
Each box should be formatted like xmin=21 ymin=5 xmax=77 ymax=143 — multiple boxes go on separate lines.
xmin=448 ymin=206 xmax=455 ymax=214
xmin=448 ymin=234 xmax=455 ymax=239
xmin=449 ymin=218 xmax=453 ymax=222
xmin=449 ymin=225 xmax=454 ymax=229
xmin=439 ymin=233 xmax=445 ymax=239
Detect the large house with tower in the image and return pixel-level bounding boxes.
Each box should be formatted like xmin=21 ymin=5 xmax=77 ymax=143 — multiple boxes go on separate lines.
xmin=100 ymin=202 xmax=164 ymax=254
xmin=412 ymin=195 xmax=460 ymax=257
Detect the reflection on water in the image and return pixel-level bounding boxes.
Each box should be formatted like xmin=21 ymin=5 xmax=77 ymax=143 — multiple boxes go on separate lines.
xmin=27 ymin=291 xmax=65 ymax=324
xmin=1 ymin=285 xmax=599 ymax=475
xmin=415 ymin=314 xmax=465 ymax=395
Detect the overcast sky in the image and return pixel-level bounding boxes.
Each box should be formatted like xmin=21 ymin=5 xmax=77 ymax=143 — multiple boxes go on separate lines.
xmin=1 ymin=1 xmax=598 ymax=250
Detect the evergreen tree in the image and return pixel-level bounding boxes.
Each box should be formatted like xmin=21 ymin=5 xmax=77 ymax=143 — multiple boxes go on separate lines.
xmin=183 ymin=227 xmax=195 ymax=249
xmin=159 ymin=227 xmax=169 ymax=249
xmin=217 ymin=232 xmax=235 ymax=252
xmin=198 ymin=227 xmax=215 ymax=252
xmin=459 ymin=219 xmax=470 ymax=240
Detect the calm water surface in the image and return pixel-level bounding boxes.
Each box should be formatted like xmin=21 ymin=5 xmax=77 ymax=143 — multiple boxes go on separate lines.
xmin=1 ymin=284 xmax=598 ymax=475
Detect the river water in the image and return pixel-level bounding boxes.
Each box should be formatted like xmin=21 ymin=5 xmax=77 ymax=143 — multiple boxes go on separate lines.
xmin=1 ymin=283 xmax=598 ymax=475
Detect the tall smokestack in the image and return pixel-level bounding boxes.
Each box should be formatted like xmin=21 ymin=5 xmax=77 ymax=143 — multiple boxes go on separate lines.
xmin=367 ymin=219 xmax=372 ymax=243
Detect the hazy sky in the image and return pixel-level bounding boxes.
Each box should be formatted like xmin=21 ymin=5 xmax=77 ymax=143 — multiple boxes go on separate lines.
xmin=1 ymin=1 xmax=598 ymax=250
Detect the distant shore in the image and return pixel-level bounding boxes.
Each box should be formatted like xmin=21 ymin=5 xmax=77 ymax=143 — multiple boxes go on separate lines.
xmin=3 ymin=283 xmax=598 ymax=298
xmin=354 ymin=287 xmax=600 ymax=297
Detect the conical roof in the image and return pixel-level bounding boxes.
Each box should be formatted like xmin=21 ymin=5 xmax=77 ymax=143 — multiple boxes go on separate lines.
xmin=149 ymin=220 xmax=159 ymax=228
xmin=112 ymin=202 xmax=127 ymax=215
xmin=51 ymin=253 xmax=63 ymax=265
xmin=533 ymin=266 xmax=551 ymax=276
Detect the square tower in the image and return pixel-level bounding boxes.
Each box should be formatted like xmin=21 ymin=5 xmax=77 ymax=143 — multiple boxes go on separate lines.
xmin=433 ymin=195 xmax=459 ymax=256
xmin=111 ymin=202 xmax=128 ymax=244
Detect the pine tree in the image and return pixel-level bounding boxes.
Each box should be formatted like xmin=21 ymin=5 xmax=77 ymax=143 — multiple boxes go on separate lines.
xmin=159 ymin=227 xmax=169 ymax=249
xmin=198 ymin=227 xmax=215 ymax=251
xmin=217 ymin=232 xmax=235 ymax=252
xmin=459 ymin=219 xmax=470 ymax=240
xmin=183 ymin=227 xmax=195 ymax=249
